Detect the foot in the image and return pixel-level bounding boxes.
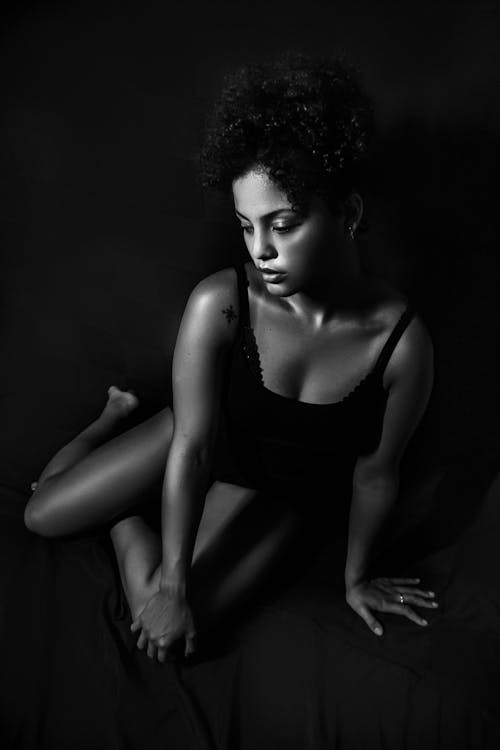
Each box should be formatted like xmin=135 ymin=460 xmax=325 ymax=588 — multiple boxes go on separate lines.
xmin=102 ymin=385 xmax=139 ymax=422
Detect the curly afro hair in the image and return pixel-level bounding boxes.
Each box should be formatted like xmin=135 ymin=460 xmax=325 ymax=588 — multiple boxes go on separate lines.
xmin=198 ymin=52 xmax=374 ymax=215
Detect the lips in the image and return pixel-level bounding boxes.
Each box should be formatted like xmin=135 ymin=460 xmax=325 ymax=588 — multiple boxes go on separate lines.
xmin=260 ymin=270 xmax=286 ymax=283
xmin=259 ymin=267 xmax=285 ymax=275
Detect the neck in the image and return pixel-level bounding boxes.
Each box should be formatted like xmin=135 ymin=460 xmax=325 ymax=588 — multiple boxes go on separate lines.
xmin=283 ymin=245 xmax=369 ymax=326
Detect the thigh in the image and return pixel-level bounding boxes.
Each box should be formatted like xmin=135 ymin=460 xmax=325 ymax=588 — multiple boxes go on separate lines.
xmin=115 ymin=481 xmax=262 ymax=586
xmin=28 ymin=407 xmax=174 ymax=536
xmin=191 ymin=482 xmax=304 ymax=627
xmin=193 ymin=481 xmax=260 ymax=561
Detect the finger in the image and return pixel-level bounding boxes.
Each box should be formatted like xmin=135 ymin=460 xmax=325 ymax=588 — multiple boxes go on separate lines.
xmin=158 ymin=647 xmax=169 ymax=663
xmin=185 ymin=633 xmax=197 ymax=658
xmin=377 ymin=582 xmax=436 ymax=599
xmin=395 ymin=595 xmax=439 ymax=610
xmin=414 ymin=600 xmax=439 ymax=610
xmin=389 ymin=604 xmax=428 ymax=627
xmin=136 ymin=630 xmax=148 ymax=650
xmin=385 ymin=588 xmax=439 ymax=609
xmin=394 ymin=587 xmax=436 ymax=599
xmin=147 ymin=640 xmax=156 ymax=659
xmin=383 ymin=577 xmax=421 ymax=585
xmin=356 ymin=605 xmax=384 ymax=637
xmin=130 ymin=619 xmax=141 ymax=632
xmin=376 ymin=586 xmax=439 ymax=608
xmin=376 ymin=581 xmax=402 ymax=596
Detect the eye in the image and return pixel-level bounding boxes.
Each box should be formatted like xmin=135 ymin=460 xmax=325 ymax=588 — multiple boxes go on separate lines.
xmin=240 ymin=225 xmax=253 ymax=234
xmin=272 ymin=223 xmax=300 ymax=234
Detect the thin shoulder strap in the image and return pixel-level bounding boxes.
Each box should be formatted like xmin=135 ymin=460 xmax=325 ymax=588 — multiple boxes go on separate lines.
xmin=372 ymin=305 xmax=415 ymax=378
xmin=234 ymin=264 xmax=265 ymax=383
xmin=234 ymin=264 xmax=250 ymax=326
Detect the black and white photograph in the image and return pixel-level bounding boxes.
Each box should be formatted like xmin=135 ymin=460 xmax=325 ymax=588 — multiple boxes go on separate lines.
xmin=1 ymin=1 xmax=499 ymax=748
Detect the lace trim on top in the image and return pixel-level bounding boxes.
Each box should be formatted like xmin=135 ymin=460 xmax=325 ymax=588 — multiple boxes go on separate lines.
xmin=242 ymin=325 xmax=265 ymax=385
xmin=236 ymin=265 xmax=266 ymax=385
xmin=241 ymin=326 xmax=380 ymax=407
xmin=235 ymin=264 xmax=414 ymax=407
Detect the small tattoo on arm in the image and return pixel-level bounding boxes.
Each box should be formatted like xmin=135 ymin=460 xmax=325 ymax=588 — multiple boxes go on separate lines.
xmin=222 ymin=305 xmax=237 ymax=324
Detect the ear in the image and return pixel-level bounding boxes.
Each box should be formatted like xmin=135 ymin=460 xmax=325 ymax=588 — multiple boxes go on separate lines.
xmin=343 ymin=192 xmax=364 ymax=234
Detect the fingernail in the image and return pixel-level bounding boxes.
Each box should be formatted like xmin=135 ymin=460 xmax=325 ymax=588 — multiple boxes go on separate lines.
xmin=374 ymin=627 xmax=383 ymax=636
xmin=431 ymin=602 xmax=439 ymax=608
xmin=421 ymin=620 xmax=428 ymax=626
xmin=428 ymin=591 xmax=435 ymax=597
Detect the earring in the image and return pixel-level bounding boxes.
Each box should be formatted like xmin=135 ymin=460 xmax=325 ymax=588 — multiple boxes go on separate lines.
xmin=348 ymin=224 xmax=356 ymax=241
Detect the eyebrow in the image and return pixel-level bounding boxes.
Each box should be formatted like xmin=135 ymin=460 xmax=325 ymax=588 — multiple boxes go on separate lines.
xmin=234 ymin=208 xmax=296 ymax=221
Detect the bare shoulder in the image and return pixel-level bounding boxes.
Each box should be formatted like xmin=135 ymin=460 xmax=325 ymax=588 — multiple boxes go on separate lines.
xmin=182 ymin=266 xmax=240 ymax=348
xmin=378 ymin=285 xmax=434 ymax=386
xmin=189 ymin=267 xmax=238 ymax=309
xmin=369 ymin=278 xmax=433 ymax=389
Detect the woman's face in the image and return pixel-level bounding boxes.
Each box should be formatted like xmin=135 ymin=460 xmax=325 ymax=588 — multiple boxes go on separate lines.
xmin=232 ymin=168 xmax=347 ymax=297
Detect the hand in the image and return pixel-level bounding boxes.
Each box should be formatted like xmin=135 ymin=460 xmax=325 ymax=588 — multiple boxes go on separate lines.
xmin=130 ymin=588 xmax=197 ymax=663
xmin=346 ymin=577 xmax=438 ymax=637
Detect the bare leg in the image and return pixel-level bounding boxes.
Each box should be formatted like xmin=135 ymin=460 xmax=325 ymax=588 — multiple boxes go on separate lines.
xmin=193 ymin=501 xmax=303 ymax=626
xmin=32 ymin=386 xmax=140 ymax=490
xmin=110 ymin=515 xmax=163 ymax=619
xmin=25 ymin=387 xmax=303 ymax=637
xmin=112 ymin=482 xmax=303 ymax=631
xmin=24 ymin=387 xmax=173 ymax=537
xmin=110 ymin=481 xmax=261 ymax=620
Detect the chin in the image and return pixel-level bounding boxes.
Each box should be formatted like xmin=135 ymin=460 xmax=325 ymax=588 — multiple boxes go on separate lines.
xmin=263 ymin=280 xmax=297 ymax=297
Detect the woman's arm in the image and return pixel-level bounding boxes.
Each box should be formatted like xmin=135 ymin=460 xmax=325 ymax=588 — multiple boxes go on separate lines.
xmin=160 ymin=271 xmax=238 ymax=590
xmin=131 ymin=269 xmax=239 ymax=658
xmin=345 ymin=313 xmax=436 ymax=635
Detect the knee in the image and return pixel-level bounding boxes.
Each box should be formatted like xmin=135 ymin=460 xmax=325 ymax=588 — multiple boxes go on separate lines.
xmin=24 ymin=498 xmax=59 ymax=538
xmin=162 ymin=405 xmax=174 ymax=440
xmin=150 ymin=405 xmax=175 ymax=448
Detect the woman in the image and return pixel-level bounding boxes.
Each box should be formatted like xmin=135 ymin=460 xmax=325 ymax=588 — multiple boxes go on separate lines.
xmin=24 ymin=53 xmax=437 ymax=666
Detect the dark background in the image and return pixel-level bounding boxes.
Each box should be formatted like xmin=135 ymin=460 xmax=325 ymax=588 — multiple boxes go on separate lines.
xmin=0 ymin=3 xmax=499 ymax=748
xmin=1 ymin=0 xmax=499 ymax=493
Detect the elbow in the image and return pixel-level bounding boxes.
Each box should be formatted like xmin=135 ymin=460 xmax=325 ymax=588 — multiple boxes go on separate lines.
xmin=170 ymin=436 xmax=212 ymax=473
xmin=353 ymin=461 xmax=400 ymax=493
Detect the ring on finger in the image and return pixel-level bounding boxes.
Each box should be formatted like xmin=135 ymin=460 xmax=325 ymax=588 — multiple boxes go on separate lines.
xmin=398 ymin=593 xmax=405 ymax=605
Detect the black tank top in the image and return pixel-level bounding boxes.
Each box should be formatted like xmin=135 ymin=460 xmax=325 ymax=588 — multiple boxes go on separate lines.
xmin=212 ymin=265 xmax=415 ymax=518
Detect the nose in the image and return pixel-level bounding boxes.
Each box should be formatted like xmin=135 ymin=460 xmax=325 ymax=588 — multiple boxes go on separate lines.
xmin=249 ymin=228 xmax=277 ymax=262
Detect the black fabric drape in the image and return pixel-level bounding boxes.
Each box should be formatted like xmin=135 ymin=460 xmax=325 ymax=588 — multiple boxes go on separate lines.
xmin=2 ymin=440 xmax=500 ymax=748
